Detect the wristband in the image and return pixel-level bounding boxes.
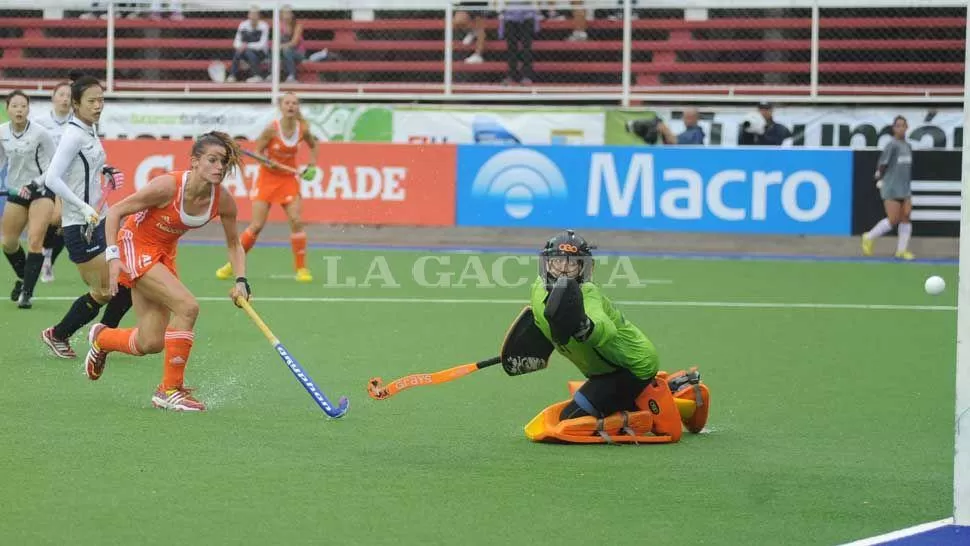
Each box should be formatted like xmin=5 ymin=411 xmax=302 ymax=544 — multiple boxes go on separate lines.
xmin=105 ymin=245 xmax=120 ymax=261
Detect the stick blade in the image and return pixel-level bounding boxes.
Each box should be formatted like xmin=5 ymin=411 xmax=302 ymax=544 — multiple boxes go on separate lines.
xmin=367 ymin=377 xmax=389 ymax=400
xmin=328 ymin=396 xmax=350 ymax=418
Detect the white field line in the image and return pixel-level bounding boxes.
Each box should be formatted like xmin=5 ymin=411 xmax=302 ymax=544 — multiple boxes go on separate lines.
xmin=836 ymin=517 xmax=955 ymax=546
xmin=32 ymin=296 xmax=955 ymax=311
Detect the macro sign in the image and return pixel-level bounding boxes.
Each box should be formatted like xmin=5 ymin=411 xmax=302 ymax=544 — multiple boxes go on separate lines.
xmin=455 ymin=145 xmax=852 ymax=235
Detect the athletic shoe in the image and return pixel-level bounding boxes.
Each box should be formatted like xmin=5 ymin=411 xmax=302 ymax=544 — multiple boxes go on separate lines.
xmin=10 ymin=279 xmax=22 ymax=301
xmin=84 ymin=323 xmax=107 ymax=381
xmin=151 ymin=385 xmax=206 ymax=412
xmin=215 ymin=262 xmax=233 ymax=280
xmin=40 ymin=250 xmax=54 ymax=283
xmin=41 ymin=327 xmax=76 ymax=359
xmin=895 ymin=250 xmax=915 ymax=261
xmin=296 ymin=268 xmax=313 ymax=283
xmin=861 ymin=234 xmax=873 ymax=256
xmin=17 ymin=292 xmax=32 ymax=310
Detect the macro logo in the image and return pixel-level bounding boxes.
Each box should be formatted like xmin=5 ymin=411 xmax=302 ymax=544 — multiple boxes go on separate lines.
xmin=470 ymin=148 xmax=567 ymax=219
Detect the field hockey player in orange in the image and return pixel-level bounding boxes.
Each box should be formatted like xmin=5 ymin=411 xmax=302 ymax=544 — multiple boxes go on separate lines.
xmin=86 ymin=131 xmax=251 ymax=412
xmin=215 ymin=92 xmax=318 ymax=283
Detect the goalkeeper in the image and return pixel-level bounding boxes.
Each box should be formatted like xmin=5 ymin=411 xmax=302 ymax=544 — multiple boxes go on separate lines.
xmin=523 ymin=230 xmax=711 ymax=444
xmin=215 ymin=92 xmax=318 ymax=284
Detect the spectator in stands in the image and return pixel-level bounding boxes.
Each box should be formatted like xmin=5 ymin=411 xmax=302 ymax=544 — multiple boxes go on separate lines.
xmin=500 ymin=1 xmax=540 ymax=85
xmin=279 ymin=5 xmax=306 ymax=83
xmin=453 ymin=2 xmax=488 ymax=64
xmin=228 ymin=7 xmax=270 ymax=83
xmin=566 ymin=1 xmax=588 ymax=41
xmin=149 ymin=1 xmax=184 ymax=21
xmin=80 ymin=2 xmax=136 ymax=19
xmin=738 ymin=101 xmax=791 ymax=146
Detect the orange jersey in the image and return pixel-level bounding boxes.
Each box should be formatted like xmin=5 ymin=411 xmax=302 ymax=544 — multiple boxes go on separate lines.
xmin=118 ymin=170 xmax=221 ymax=285
xmin=262 ymin=119 xmax=304 ymax=175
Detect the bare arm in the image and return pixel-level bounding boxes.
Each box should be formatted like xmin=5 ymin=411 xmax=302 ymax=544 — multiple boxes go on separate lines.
xmin=104 ymin=175 xmax=175 ymax=296
xmin=255 ymin=125 xmax=275 ymax=156
xmin=105 ymin=175 xmax=176 ymax=254
xmin=303 ymin=123 xmax=319 ymax=166
xmin=284 ymin=23 xmax=303 ymax=48
xmin=218 ymin=186 xmax=250 ymax=305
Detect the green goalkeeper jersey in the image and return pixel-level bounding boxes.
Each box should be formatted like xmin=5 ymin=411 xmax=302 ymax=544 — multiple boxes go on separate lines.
xmin=529 ymin=277 xmax=659 ymax=380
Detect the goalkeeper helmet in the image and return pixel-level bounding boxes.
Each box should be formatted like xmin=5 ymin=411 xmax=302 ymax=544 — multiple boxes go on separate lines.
xmin=539 ymin=229 xmax=595 ymax=290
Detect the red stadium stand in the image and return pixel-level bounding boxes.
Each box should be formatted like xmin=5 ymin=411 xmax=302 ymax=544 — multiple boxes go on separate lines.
xmin=0 ymin=10 xmax=963 ymax=98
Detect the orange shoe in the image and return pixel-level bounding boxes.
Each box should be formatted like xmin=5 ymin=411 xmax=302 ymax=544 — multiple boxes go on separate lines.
xmin=151 ymin=385 xmax=206 ymax=412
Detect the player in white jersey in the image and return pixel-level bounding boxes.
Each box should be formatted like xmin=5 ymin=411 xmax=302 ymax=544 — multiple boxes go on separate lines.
xmin=39 ymin=72 xmax=132 ymax=360
xmin=32 ymin=81 xmax=73 ymax=283
xmin=0 ymin=91 xmax=57 ymax=309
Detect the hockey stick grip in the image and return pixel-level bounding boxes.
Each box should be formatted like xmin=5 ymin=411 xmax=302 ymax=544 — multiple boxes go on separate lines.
xmin=476 ymin=356 xmax=502 ymax=369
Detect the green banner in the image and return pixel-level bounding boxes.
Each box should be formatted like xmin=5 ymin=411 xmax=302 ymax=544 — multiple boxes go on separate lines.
xmin=605 ymin=109 xmax=660 ymax=145
xmin=302 ymin=104 xmax=392 ymax=142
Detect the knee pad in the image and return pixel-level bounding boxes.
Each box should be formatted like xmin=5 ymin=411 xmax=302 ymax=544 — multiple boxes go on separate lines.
xmin=634 ymin=377 xmax=683 ymax=443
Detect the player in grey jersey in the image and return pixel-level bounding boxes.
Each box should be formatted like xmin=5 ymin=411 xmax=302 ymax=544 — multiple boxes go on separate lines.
xmin=32 ymin=81 xmax=73 ymax=283
xmin=861 ymin=115 xmax=915 ymax=260
xmin=39 ymin=72 xmax=132 ymax=360
xmin=0 ymin=91 xmax=56 ymax=309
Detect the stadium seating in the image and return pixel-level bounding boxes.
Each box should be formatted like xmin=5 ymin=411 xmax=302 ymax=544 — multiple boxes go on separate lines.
xmin=0 ymin=8 xmax=963 ymax=97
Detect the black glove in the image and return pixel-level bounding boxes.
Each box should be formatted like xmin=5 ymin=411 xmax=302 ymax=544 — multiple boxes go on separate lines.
xmin=544 ymin=277 xmax=592 ymax=345
xmin=233 ymin=276 xmax=251 ymax=306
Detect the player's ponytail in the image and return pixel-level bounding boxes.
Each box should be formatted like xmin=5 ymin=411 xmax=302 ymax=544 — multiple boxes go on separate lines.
xmin=193 ymin=131 xmax=244 ymax=179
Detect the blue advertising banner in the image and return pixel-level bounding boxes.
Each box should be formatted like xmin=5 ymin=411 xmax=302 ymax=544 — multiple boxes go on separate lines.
xmin=455 ymin=145 xmax=853 ymax=235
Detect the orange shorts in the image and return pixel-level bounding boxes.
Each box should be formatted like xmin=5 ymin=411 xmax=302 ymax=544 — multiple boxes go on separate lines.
xmin=251 ymin=170 xmax=299 ymax=205
xmin=118 ymin=232 xmax=178 ymax=288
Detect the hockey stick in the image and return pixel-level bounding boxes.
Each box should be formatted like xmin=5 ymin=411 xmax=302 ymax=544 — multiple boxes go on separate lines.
xmin=240 ymin=148 xmax=302 ymax=175
xmin=367 ymin=356 xmax=501 ymax=401
xmin=236 ymin=297 xmax=350 ymax=418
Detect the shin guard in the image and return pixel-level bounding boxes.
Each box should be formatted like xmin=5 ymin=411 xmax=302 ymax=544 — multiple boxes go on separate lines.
xmin=524 ymin=401 xmax=667 ymax=445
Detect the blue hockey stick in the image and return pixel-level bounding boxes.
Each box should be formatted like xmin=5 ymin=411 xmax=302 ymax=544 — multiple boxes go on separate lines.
xmin=237 ymin=297 xmax=349 ymax=418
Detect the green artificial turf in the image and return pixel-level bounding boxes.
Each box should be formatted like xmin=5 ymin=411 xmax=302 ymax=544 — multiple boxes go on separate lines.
xmin=0 ymin=246 xmax=956 ymax=545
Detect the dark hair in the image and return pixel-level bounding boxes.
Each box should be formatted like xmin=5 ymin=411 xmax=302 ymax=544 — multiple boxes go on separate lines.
xmin=52 ymin=80 xmax=71 ymax=97
xmin=894 ymin=115 xmax=908 ymax=125
xmin=192 ymin=131 xmax=243 ymax=178
xmin=68 ymin=70 xmax=103 ymax=105
xmin=5 ymin=90 xmax=29 ymax=107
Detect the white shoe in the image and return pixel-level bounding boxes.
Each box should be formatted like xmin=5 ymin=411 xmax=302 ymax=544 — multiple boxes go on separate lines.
xmin=461 ymin=32 xmax=476 ymax=46
xmin=246 ymin=75 xmax=263 ymax=83
xmin=226 ymin=75 xmax=237 ymax=83
xmin=567 ymin=30 xmax=588 ymax=41
xmin=465 ymin=53 xmax=484 ymax=64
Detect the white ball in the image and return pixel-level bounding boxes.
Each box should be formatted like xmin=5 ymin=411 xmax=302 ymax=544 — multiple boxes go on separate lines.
xmin=925 ymin=275 xmax=946 ymax=296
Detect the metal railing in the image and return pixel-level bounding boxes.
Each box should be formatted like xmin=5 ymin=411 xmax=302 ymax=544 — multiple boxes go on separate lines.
xmin=0 ymin=0 xmax=965 ymax=104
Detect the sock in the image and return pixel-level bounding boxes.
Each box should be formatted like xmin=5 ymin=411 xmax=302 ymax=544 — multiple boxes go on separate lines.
xmin=52 ymin=294 xmax=103 ymax=340
xmin=162 ymin=329 xmax=195 ymax=390
xmin=22 ymin=252 xmax=44 ymax=297
xmin=96 ymin=327 xmax=143 ymax=355
xmin=100 ymin=285 xmax=133 ymax=327
xmin=897 ymin=222 xmax=912 ymax=253
xmin=4 ymin=246 xmax=26 ymax=279
xmin=240 ymin=228 xmax=257 ymax=253
xmin=290 ymin=231 xmax=307 ymax=270
xmin=866 ymin=218 xmax=893 ymax=239
xmin=43 ymin=226 xmax=65 ymax=265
